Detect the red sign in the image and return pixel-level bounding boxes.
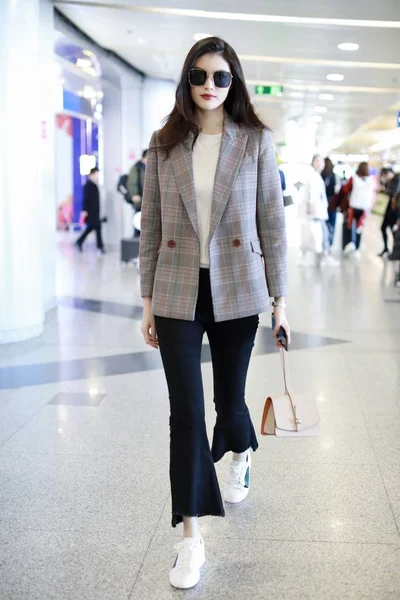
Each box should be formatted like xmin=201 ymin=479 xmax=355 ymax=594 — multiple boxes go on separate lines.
xmin=56 ymin=115 xmax=72 ymax=136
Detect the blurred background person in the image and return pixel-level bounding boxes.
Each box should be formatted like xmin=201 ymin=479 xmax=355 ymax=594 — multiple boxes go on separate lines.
xmin=321 ymin=157 xmax=340 ymax=246
xmin=76 ymin=167 xmax=105 ymax=254
xmin=127 ymin=149 xmax=148 ymax=236
xmin=300 ymin=154 xmax=339 ymax=266
xmin=340 ymin=162 xmax=374 ymax=259
xmin=277 ymin=156 xmax=286 ymax=193
xmin=378 ymin=170 xmax=399 ymax=257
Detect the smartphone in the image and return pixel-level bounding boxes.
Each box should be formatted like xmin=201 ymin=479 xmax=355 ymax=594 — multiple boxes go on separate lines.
xmin=272 ymin=315 xmax=288 ymax=351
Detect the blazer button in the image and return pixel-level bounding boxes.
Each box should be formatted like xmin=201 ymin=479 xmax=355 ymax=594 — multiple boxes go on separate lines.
xmin=232 ymin=239 xmax=241 ymax=247
xmin=167 ymin=240 xmax=176 ymax=248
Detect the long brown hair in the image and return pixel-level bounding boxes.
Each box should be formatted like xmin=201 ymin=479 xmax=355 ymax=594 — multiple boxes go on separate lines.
xmin=157 ymin=37 xmax=266 ymax=156
xmin=357 ymin=162 xmax=369 ymax=178
xmin=322 ymin=157 xmax=334 ymax=176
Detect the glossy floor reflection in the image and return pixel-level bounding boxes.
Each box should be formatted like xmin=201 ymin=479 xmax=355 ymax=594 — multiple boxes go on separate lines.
xmin=0 ymin=213 xmax=399 ymax=600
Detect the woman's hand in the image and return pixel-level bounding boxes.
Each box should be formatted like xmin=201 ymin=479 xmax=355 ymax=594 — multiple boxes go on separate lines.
xmin=141 ymin=298 xmax=159 ymax=349
xmin=272 ymin=306 xmax=291 ymax=349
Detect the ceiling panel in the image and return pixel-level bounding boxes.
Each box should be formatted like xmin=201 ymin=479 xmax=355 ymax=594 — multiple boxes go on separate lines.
xmin=55 ymin=0 xmax=400 ymax=154
xmin=56 ymin=0 xmax=400 ymax=22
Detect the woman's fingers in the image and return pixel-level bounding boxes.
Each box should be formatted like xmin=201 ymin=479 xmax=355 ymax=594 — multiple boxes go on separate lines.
xmin=149 ymin=321 xmax=159 ymax=349
xmin=141 ymin=323 xmax=150 ymax=345
xmin=141 ymin=320 xmax=159 ymax=349
xmin=273 ymin=318 xmax=291 ymax=347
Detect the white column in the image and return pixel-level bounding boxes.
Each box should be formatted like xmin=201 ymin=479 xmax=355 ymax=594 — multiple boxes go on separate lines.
xmin=102 ymin=84 xmax=123 ymax=245
xmin=141 ymin=78 xmax=175 ymax=148
xmin=39 ymin=0 xmax=57 ymax=312
xmin=0 ymin=0 xmax=54 ymax=343
xmin=120 ymin=72 xmax=143 ymax=239
xmin=102 ymin=71 xmax=143 ymax=243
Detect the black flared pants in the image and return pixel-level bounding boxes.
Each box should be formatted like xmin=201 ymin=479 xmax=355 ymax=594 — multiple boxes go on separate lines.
xmin=155 ymin=269 xmax=259 ymax=527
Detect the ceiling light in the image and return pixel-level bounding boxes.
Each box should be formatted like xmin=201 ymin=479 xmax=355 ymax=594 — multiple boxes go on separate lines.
xmin=338 ymin=42 xmax=359 ymax=51
xmin=289 ymin=91 xmax=304 ymax=98
xmin=311 ymin=116 xmax=323 ymax=123
xmin=319 ymin=93 xmax=334 ymax=100
xmin=82 ymin=86 xmax=97 ymax=99
xmin=327 ymin=73 xmax=344 ymax=81
xmin=193 ymin=33 xmax=213 ymax=41
xmin=314 ymin=106 xmax=328 ymax=113
xmin=76 ymin=58 xmax=92 ymax=69
xmin=139 ymin=7 xmax=400 ymax=29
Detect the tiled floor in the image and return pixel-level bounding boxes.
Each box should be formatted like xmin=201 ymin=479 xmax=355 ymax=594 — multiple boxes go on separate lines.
xmin=0 ymin=211 xmax=399 ymax=600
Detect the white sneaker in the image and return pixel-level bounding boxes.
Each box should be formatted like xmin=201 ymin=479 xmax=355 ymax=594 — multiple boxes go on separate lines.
xmin=223 ymin=450 xmax=251 ymax=504
xmin=169 ymin=536 xmax=205 ymax=589
xmin=320 ymin=255 xmax=340 ymax=267
xmin=343 ymin=242 xmax=356 ymax=257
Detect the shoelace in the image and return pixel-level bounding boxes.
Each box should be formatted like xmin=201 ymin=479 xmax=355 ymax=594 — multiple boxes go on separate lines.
xmin=228 ymin=462 xmax=247 ymax=488
xmin=174 ymin=540 xmax=198 ymax=570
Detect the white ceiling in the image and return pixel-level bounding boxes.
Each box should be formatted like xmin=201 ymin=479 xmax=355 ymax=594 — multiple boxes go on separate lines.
xmin=55 ymin=0 xmax=400 ymax=155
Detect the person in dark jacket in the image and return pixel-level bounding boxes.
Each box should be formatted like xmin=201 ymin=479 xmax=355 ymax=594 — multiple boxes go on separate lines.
xmin=378 ymin=171 xmax=399 ymax=256
xmin=321 ymin=157 xmax=339 ymax=246
xmin=76 ymin=167 xmax=105 ymax=253
xmin=127 ymin=149 xmax=148 ymax=210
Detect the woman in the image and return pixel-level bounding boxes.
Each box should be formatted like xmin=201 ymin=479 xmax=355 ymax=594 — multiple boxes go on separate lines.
xmin=321 ymin=157 xmax=340 ymax=246
xmin=301 ymin=155 xmax=339 ymax=266
xmin=340 ymin=162 xmax=374 ymax=258
xmin=139 ymin=37 xmax=289 ymax=589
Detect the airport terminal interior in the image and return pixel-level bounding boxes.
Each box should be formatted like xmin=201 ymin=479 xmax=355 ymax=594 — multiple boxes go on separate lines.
xmin=1 ymin=1 xmax=400 ymax=599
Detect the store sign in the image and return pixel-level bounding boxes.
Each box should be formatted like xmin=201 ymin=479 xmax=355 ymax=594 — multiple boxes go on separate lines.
xmin=255 ymin=85 xmax=284 ymax=97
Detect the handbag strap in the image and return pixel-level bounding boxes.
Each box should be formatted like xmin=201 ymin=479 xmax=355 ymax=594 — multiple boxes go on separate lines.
xmin=279 ymin=347 xmax=291 ymax=394
xmin=279 ymin=348 xmax=302 ymax=428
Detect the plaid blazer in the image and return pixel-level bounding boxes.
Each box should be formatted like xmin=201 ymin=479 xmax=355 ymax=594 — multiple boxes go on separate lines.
xmin=139 ymin=113 xmax=288 ymax=322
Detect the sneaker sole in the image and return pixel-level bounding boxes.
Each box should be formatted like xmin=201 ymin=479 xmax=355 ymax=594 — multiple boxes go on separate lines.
xmin=223 ymin=487 xmax=250 ymax=504
xmin=169 ymin=557 xmax=205 ymax=589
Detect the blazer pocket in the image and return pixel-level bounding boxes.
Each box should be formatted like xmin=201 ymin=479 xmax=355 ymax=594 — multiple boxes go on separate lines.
xmin=250 ymin=239 xmax=263 ymax=256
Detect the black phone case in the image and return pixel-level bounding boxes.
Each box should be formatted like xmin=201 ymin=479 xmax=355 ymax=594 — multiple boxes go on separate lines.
xmin=271 ymin=315 xmax=288 ymax=351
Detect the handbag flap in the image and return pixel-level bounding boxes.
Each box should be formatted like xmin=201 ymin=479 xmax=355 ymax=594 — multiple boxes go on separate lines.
xmin=271 ymin=392 xmax=319 ymax=432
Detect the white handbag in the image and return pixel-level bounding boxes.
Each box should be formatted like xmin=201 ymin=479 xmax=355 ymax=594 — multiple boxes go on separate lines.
xmin=261 ymin=348 xmax=320 ymax=437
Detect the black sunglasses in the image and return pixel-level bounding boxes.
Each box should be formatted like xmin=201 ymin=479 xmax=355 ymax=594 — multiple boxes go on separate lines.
xmin=188 ymin=68 xmax=233 ymax=89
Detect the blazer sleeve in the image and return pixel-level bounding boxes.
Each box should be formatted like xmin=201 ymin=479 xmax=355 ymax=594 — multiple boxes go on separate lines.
xmin=139 ymin=132 xmax=161 ymax=298
xmin=256 ymin=129 xmax=288 ymax=298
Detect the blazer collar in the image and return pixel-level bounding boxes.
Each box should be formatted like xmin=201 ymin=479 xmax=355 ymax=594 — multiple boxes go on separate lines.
xmin=171 ymin=111 xmax=248 ymax=241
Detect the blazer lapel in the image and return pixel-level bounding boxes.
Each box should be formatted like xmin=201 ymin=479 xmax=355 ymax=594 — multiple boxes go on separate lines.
xmin=209 ymin=117 xmax=248 ymax=241
xmin=170 ymin=139 xmax=199 ymax=238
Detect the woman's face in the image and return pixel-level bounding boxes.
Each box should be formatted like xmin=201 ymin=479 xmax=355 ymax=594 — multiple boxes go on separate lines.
xmin=190 ymin=52 xmax=232 ymax=112
xmin=313 ymin=156 xmax=325 ymax=174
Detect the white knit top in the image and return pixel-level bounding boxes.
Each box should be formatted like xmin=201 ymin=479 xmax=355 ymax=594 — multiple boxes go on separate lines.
xmin=192 ymin=132 xmax=222 ymax=267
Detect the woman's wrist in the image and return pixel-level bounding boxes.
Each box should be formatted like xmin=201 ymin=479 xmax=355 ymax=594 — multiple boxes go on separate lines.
xmin=272 ymin=297 xmax=286 ymax=309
